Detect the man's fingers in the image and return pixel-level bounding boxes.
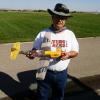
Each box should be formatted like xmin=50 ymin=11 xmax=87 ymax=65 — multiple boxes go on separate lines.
xmin=61 ymin=52 xmax=69 ymax=60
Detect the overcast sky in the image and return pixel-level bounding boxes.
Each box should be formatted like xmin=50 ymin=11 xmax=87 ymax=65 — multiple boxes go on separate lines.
xmin=0 ymin=0 xmax=100 ymax=12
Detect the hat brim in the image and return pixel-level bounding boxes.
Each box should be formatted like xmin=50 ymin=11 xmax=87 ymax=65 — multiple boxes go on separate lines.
xmin=47 ymin=9 xmax=72 ymax=17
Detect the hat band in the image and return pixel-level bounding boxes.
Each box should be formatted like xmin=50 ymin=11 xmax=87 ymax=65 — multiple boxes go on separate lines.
xmin=55 ymin=8 xmax=69 ymax=14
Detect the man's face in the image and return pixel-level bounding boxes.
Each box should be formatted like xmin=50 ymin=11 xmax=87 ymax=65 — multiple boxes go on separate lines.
xmin=52 ymin=15 xmax=67 ymax=30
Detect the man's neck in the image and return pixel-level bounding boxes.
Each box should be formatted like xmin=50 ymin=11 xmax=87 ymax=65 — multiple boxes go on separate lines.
xmin=49 ymin=25 xmax=66 ymax=33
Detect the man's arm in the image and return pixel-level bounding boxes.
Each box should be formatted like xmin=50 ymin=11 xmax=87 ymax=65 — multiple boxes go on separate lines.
xmin=61 ymin=51 xmax=79 ymax=60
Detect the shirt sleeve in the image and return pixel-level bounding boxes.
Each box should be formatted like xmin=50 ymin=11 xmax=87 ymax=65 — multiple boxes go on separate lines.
xmin=71 ymin=32 xmax=79 ymax=52
xmin=32 ymin=32 xmax=45 ymax=50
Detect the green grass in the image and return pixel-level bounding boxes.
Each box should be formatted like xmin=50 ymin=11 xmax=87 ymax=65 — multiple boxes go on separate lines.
xmin=67 ymin=13 xmax=100 ymax=38
xmin=0 ymin=11 xmax=100 ymax=43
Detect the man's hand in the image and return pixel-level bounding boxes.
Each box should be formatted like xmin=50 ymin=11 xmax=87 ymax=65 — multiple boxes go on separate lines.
xmin=25 ymin=50 xmax=37 ymax=59
xmin=60 ymin=51 xmax=69 ymax=60
xmin=61 ymin=51 xmax=79 ymax=60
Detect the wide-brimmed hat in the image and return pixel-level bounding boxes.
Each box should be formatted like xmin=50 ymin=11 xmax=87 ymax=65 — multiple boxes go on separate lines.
xmin=47 ymin=3 xmax=72 ymax=17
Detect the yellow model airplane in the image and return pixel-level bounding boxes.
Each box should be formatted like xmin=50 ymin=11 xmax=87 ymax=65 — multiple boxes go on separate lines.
xmin=10 ymin=42 xmax=63 ymax=60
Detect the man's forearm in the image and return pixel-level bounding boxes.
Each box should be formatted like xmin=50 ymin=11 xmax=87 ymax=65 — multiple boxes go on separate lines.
xmin=67 ymin=51 xmax=79 ymax=59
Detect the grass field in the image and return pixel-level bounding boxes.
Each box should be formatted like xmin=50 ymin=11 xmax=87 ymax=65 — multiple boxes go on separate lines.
xmin=0 ymin=11 xmax=100 ymax=43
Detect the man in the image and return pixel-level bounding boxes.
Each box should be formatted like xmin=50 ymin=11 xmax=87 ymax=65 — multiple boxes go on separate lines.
xmin=28 ymin=3 xmax=79 ymax=100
